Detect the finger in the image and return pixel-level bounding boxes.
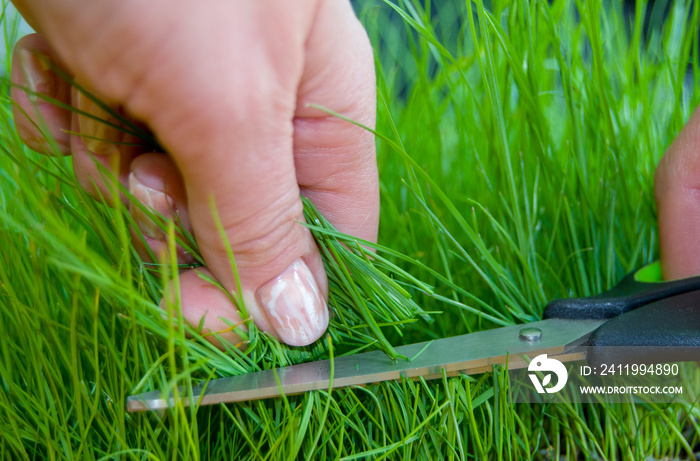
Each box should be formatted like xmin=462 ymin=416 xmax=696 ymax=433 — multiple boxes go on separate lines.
xmin=121 ymin=4 xmax=331 ymax=346
xmin=162 ymin=268 xmax=246 ymax=350
xmin=70 ymin=86 xmax=144 ymax=201
xmin=294 ymin=0 xmax=379 ymax=243
xmin=128 ymin=152 xmax=195 ymax=265
xmin=655 ymin=106 xmax=700 ymax=279
xmin=10 ymin=33 xmax=71 ymax=155
xmin=176 ymin=152 xmax=330 ymax=348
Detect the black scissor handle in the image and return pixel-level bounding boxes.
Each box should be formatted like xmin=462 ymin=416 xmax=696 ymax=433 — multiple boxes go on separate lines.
xmin=585 ymin=290 xmax=700 ymax=366
xmin=543 ymin=262 xmax=700 ymax=320
xmin=542 ymin=262 xmax=700 ymax=365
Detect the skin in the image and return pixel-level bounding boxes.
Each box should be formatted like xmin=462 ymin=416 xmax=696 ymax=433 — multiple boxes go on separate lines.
xmin=656 ymin=107 xmax=700 ymax=280
xmin=10 ymin=0 xmax=379 ymax=347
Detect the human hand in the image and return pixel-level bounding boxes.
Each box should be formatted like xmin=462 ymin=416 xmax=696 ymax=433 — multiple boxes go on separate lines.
xmin=10 ymin=0 xmax=379 ymax=347
xmin=656 ymin=107 xmax=700 ymax=280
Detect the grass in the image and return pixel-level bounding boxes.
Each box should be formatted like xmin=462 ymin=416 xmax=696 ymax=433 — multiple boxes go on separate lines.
xmin=1 ymin=0 xmax=699 ymax=459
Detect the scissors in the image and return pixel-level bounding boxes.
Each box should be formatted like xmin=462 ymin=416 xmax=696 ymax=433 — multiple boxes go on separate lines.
xmin=127 ymin=262 xmax=700 ymax=412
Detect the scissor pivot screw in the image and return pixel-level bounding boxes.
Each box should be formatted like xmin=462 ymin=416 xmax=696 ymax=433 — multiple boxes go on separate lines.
xmin=519 ymin=327 xmax=542 ymax=342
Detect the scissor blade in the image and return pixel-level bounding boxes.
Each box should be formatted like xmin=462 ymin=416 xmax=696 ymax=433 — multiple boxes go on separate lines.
xmin=127 ymin=318 xmax=603 ymax=411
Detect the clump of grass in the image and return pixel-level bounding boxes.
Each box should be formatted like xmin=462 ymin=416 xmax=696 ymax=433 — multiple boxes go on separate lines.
xmin=1 ymin=0 xmax=700 ymax=459
xmin=302 ymin=197 xmax=435 ymax=359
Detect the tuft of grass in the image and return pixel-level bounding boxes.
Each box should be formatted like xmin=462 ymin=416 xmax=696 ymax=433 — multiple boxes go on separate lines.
xmin=1 ymin=0 xmax=699 ymax=459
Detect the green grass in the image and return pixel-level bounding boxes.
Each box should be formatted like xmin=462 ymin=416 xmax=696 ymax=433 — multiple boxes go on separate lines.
xmin=1 ymin=0 xmax=700 ymax=459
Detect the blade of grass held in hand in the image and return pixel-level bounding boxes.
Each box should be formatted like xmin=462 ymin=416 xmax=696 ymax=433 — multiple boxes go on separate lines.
xmin=302 ymin=197 xmax=433 ymax=360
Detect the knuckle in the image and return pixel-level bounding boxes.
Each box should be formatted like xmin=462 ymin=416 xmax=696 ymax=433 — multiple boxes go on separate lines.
xmin=216 ymin=196 xmax=306 ymax=268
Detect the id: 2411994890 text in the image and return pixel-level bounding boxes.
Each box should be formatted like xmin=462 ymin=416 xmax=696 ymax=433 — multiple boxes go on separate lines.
xmin=580 ymin=363 xmax=680 ymax=376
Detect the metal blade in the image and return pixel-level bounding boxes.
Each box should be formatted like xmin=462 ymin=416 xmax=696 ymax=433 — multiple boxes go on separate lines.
xmin=127 ymin=318 xmax=604 ymax=411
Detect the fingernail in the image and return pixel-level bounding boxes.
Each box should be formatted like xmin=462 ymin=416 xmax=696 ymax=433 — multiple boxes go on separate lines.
xmin=128 ymin=172 xmax=173 ymax=239
xmin=19 ymin=49 xmax=55 ymax=98
xmin=257 ymin=259 xmax=329 ymax=346
xmin=76 ymin=91 xmax=120 ymax=156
